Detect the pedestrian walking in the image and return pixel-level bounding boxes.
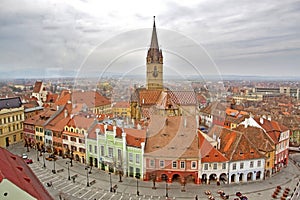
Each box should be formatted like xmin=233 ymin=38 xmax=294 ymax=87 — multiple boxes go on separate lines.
xmin=195 ymin=194 xmax=198 ymax=200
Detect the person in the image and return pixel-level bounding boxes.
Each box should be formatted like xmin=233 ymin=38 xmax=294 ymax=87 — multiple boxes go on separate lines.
xmin=195 ymin=195 xmax=198 ymax=200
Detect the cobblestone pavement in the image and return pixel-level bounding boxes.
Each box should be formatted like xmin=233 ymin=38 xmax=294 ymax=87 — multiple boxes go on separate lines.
xmin=7 ymin=143 xmax=300 ymax=200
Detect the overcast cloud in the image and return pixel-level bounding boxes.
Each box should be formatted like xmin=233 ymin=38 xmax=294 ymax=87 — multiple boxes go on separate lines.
xmin=0 ymin=0 xmax=299 ymax=79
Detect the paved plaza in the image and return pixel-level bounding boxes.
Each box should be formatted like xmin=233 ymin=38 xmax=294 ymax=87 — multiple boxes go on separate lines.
xmin=7 ymin=143 xmax=300 ymax=200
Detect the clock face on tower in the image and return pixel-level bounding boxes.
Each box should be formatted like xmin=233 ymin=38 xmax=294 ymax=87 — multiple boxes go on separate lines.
xmin=153 ymin=66 xmax=158 ymax=77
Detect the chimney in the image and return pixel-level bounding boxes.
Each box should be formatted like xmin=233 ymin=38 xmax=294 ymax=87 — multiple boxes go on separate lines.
xmin=64 ymin=109 xmax=68 ymax=118
xmin=213 ymin=133 xmax=216 ymax=141
xmin=260 ymin=117 xmax=264 ymax=124
xmin=245 ymin=118 xmax=249 ymax=128
xmin=217 ymin=137 xmax=221 ymax=149
xmin=137 ymin=124 xmax=142 ymax=130
xmin=184 ymin=117 xmax=187 ymax=128
xmin=267 ymin=115 xmax=271 ymax=121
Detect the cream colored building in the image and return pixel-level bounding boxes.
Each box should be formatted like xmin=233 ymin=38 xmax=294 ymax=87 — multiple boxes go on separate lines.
xmin=0 ymin=97 xmax=24 ymax=148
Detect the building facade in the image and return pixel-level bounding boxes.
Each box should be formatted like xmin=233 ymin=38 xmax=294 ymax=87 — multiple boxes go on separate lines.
xmin=0 ymin=97 xmax=24 ymax=148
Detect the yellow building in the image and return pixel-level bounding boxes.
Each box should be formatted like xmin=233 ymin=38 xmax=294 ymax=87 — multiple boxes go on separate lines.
xmin=0 ymin=97 xmax=24 ymax=148
xmin=112 ymin=101 xmax=131 ymax=118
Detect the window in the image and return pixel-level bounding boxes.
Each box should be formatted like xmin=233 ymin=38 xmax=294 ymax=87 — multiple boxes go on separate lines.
xmin=118 ymin=149 xmax=122 ymax=161
xmin=172 ymin=161 xmax=177 ymax=168
xmin=70 ymin=137 xmax=76 ymax=142
xmin=101 ymin=145 xmax=104 ymax=156
xmin=257 ymin=160 xmax=261 ymax=167
xmin=89 ymin=145 xmax=92 ymax=152
xmin=240 ymin=162 xmax=244 ymax=169
xmin=150 ymin=159 xmax=155 ymax=167
xmin=180 ymin=161 xmax=185 ymax=169
xmin=204 ymin=163 xmax=208 ymax=170
xmin=13 ymin=135 xmax=16 ymax=142
xmin=78 ymin=138 xmax=83 ymax=143
xmin=232 ymin=163 xmax=236 ymax=170
xmin=213 ymin=163 xmax=217 ymax=170
xmin=128 ymin=152 xmax=133 ymax=162
xmin=94 ymin=146 xmax=97 ymax=154
xmin=250 ymin=161 xmax=254 ymax=168
xmin=108 ymin=147 xmax=113 ymax=158
xmin=136 ymin=154 xmax=140 ymax=164
xmin=62 ymin=135 xmax=68 ymax=140
xmin=222 ymin=163 xmax=226 ymax=169
xmin=267 ymin=161 xmax=270 ymax=167
xmin=39 ymin=127 xmax=43 ymax=132
xmin=191 ymin=161 xmax=197 ymax=169
xmin=159 ymin=160 xmax=164 ymax=168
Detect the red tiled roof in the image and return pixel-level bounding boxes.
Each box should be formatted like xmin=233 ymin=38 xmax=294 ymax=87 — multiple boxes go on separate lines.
xmin=0 ymin=147 xmax=53 ymax=200
xmin=139 ymin=89 xmax=162 ymax=105
xmin=124 ymin=128 xmax=146 ymax=148
xmin=253 ymin=117 xmax=288 ymax=144
xmin=145 ymin=115 xmax=199 ymax=159
xmin=33 ymin=81 xmax=43 ymax=93
xmin=45 ymin=93 xmax=58 ymax=103
xmin=198 ymin=131 xmax=228 ymax=163
xmin=67 ymin=115 xmax=95 ymax=130
xmin=208 ymin=125 xmax=264 ymax=161
xmin=112 ymin=101 xmax=130 ymax=108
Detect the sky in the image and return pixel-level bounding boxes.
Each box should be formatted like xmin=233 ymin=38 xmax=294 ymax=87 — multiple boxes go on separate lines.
xmin=0 ymin=0 xmax=300 ymax=79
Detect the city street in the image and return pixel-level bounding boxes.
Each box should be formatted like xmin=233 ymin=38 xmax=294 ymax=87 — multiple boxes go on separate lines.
xmin=7 ymin=142 xmax=300 ymax=200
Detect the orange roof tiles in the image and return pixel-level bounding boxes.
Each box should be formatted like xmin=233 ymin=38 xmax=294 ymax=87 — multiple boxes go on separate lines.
xmin=124 ymin=128 xmax=146 ymax=148
xmin=67 ymin=115 xmax=95 ymax=130
xmin=145 ymin=115 xmax=199 ymax=159
xmin=198 ymin=131 xmax=228 ymax=163
xmin=208 ymin=125 xmax=265 ymax=161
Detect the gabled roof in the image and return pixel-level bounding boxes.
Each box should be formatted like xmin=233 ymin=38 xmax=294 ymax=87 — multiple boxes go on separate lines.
xmin=0 ymin=147 xmax=53 ymax=200
xmin=208 ymin=125 xmax=264 ymax=161
xmin=0 ymin=97 xmax=22 ymax=110
xmin=124 ymin=128 xmax=146 ymax=148
xmin=66 ymin=115 xmax=95 ymax=130
xmin=198 ymin=131 xmax=228 ymax=163
xmin=32 ymin=81 xmax=43 ymax=93
xmin=167 ymin=91 xmax=197 ymax=105
xmin=138 ymin=89 xmax=162 ymax=105
xmin=55 ymin=90 xmax=111 ymax=108
xmin=200 ymin=101 xmax=226 ymax=116
xmin=253 ymin=117 xmax=288 ymax=144
xmin=234 ymin=125 xmax=275 ymax=153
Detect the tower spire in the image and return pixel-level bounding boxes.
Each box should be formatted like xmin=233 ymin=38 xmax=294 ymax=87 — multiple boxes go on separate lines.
xmin=150 ymin=16 xmax=159 ymax=49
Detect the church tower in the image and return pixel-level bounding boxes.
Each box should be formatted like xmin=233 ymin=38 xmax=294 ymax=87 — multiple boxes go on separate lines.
xmin=146 ymin=16 xmax=163 ymax=90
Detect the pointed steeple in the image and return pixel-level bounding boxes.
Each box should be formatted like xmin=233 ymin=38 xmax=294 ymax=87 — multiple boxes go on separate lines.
xmin=150 ymin=16 xmax=159 ymax=49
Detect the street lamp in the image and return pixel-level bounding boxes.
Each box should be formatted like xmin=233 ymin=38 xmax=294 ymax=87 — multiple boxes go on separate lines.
xmin=135 ymin=174 xmax=140 ymax=196
xmin=165 ymin=180 xmax=169 ymax=197
xmin=66 ymin=161 xmax=71 ymax=180
xmin=109 ymin=172 xmax=113 ymax=192
xmin=52 ymin=158 xmax=56 ymax=174
xmin=36 ymin=148 xmax=39 ymax=161
xmin=42 ymin=151 xmax=46 ymax=168
xmin=85 ymin=166 xmax=90 ymax=187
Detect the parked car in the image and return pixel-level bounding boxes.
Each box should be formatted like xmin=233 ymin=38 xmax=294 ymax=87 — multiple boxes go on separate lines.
xmin=21 ymin=153 xmax=33 ymax=164
xmin=24 ymin=158 xmax=33 ymax=164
